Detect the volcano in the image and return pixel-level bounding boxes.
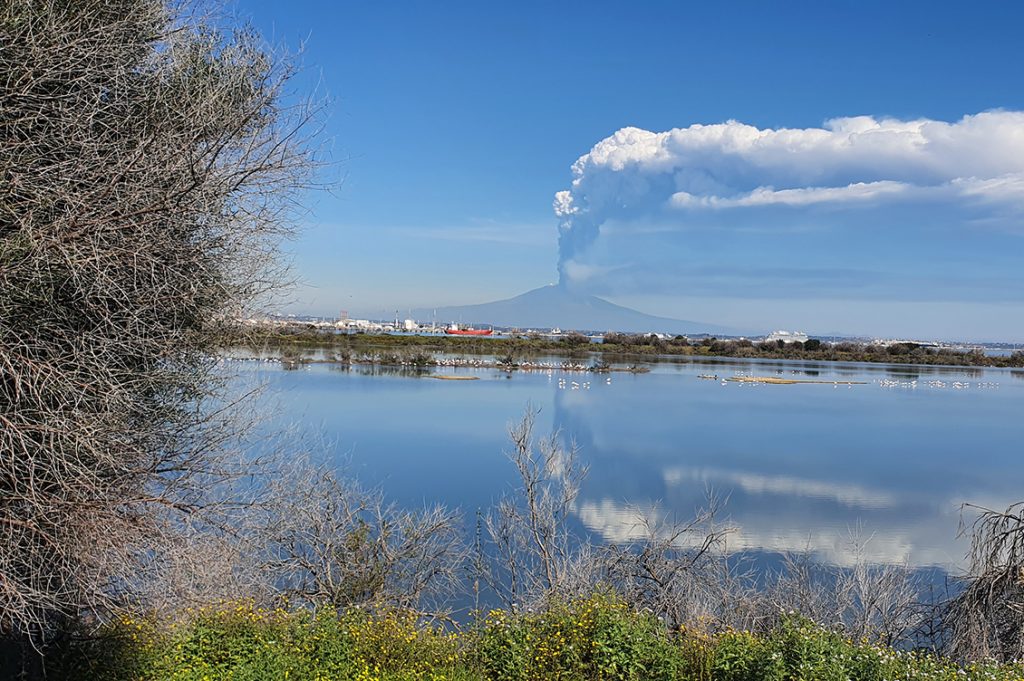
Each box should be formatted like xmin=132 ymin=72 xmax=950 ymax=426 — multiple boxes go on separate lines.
xmin=417 ymin=285 xmax=740 ymax=336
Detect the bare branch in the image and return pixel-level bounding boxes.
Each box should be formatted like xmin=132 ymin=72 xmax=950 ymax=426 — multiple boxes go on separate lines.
xmin=0 ymin=0 xmax=323 ymax=637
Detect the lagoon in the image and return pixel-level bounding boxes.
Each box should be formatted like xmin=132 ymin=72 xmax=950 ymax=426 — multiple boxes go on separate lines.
xmin=231 ymin=354 xmax=1024 ymax=574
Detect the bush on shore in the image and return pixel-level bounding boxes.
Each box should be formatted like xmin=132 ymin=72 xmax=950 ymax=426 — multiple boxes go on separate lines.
xmin=49 ymin=594 xmax=1024 ymax=681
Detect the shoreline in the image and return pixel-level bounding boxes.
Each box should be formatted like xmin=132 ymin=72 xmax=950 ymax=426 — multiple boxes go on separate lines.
xmin=224 ymin=354 xmax=652 ymax=374
xmin=226 ymin=327 xmax=1024 ymax=371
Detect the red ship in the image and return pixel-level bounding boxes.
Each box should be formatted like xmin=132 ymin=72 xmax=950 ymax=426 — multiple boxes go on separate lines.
xmin=444 ymin=325 xmax=494 ymax=336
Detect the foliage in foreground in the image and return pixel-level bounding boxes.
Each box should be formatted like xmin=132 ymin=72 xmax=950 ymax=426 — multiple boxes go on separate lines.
xmin=51 ymin=594 xmax=1024 ymax=681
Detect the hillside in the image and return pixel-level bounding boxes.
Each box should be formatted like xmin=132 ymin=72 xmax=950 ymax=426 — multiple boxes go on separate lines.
xmin=415 ymin=285 xmax=741 ymax=336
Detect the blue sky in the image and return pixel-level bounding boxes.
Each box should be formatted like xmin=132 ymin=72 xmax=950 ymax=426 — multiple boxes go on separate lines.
xmin=237 ymin=0 xmax=1024 ymax=340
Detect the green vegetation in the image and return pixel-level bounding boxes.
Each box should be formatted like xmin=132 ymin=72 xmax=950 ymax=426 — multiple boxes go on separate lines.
xmin=51 ymin=594 xmax=1024 ymax=681
xmin=232 ymin=325 xmax=1024 ymax=369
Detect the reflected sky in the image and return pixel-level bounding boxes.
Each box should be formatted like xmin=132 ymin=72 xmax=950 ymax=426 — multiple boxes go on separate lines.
xmin=233 ymin=354 xmax=1024 ymax=573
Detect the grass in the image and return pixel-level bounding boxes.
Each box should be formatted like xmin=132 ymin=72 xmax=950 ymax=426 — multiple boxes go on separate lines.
xmin=49 ymin=594 xmax=1024 ymax=681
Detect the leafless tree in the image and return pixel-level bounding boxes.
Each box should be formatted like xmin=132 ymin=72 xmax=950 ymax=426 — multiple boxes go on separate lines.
xmin=481 ymin=409 xmax=734 ymax=621
xmin=259 ymin=458 xmax=465 ymax=617
xmin=710 ymin=532 xmax=918 ymax=646
xmin=943 ymin=502 xmax=1024 ymax=661
xmin=0 ymin=0 xmax=321 ymax=639
xmin=834 ymin=552 xmax=919 ymax=646
xmin=481 ymin=409 xmax=590 ymax=610
xmin=601 ymin=498 xmax=732 ymax=629
xmin=121 ymin=411 xmax=291 ymax=620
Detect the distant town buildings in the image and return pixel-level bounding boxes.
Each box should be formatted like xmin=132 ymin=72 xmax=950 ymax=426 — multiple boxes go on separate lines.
xmin=766 ymin=330 xmax=809 ymax=344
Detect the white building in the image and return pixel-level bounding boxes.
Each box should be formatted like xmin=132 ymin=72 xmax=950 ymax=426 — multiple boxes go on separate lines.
xmin=766 ymin=330 xmax=809 ymax=344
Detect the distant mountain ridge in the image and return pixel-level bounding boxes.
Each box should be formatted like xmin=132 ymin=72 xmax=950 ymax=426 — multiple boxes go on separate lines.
xmin=413 ymin=285 xmax=741 ymax=336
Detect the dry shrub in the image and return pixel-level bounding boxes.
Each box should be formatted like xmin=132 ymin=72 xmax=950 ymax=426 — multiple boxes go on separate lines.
xmin=0 ymin=0 xmax=320 ymax=638
xmin=943 ymin=503 xmax=1024 ymax=661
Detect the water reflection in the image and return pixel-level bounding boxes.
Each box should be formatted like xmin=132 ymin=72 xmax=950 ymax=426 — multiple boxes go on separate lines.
xmin=883 ymin=366 xmax=984 ymax=379
xmin=548 ymin=361 xmax=1023 ymax=570
xmin=662 ymin=466 xmax=895 ymax=509
xmin=347 ymin=364 xmax=432 ymax=378
xmin=574 ymin=498 xmax=920 ymax=567
xmin=237 ymin=355 xmax=1024 ymax=574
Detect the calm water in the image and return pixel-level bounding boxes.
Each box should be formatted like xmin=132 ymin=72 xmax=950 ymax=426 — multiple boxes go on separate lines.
xmin=230 ymin=354 xmax=1024 ymax=573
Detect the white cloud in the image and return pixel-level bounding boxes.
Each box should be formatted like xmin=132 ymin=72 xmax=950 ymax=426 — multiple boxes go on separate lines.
xmin=662 ymin=466 xmax=895 ymax=509
xmin=954 ymin=173 xmax=1024 ymax=207
xmin=574 ymin=498 xmax=927 ymax=567
xmin=553 ymin=190 xmax=577 ymax=217
xmin=669 ymin=180 xmax=913 ymax=209
xmin=554 ymin=111 xmax=1024 ymax=280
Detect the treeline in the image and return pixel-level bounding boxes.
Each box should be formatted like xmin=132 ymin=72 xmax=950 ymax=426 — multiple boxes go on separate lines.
xmin=603 ymin=333 xmax=1024 ymax=367
xmin=232 ymin=324 xmax=1024 ymax=368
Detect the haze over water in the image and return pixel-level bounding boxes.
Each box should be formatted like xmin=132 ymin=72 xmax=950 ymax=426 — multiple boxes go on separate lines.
xmin=233 ymin=354 xmax=1024 ymax=574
